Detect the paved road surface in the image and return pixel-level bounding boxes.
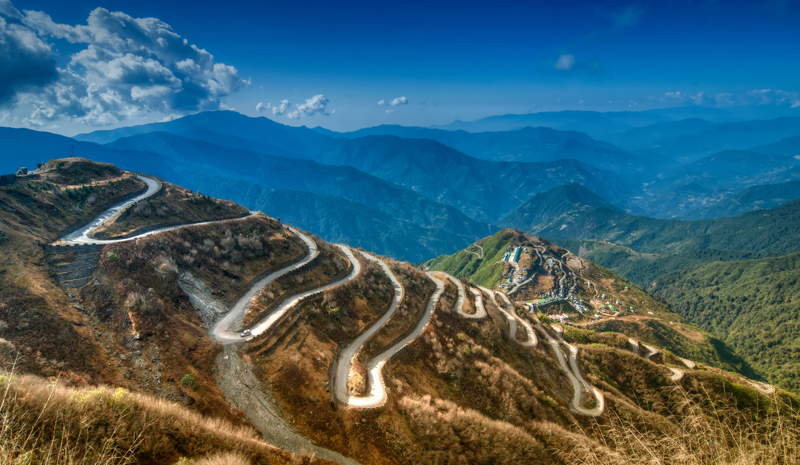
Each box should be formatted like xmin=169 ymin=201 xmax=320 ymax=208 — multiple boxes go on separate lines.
xmin=440 ymin=274 xmax=484 ymax=318
xmin=346 ymin=273 xmax=445 ymax=409
xmin=58 ymin=174 xmax=258 ymax=245
xmin=60 ymin=175 xmax=161 ymax=244
xmin=532 ymin=316 xmax=604 ymax=417
xmin=334 ymin=252 xmax=405 ymax=408
xmin=628 ymin=338 xmax=639 ymax=356
xmin=469 ymin=287 xmax=487 ymax=318
xmin=493 ymin=291 xmax=537 ymax=347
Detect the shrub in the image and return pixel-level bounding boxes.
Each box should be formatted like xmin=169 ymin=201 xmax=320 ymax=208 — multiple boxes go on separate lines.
xmin=180 ymin=374 xmax=195 ymax=388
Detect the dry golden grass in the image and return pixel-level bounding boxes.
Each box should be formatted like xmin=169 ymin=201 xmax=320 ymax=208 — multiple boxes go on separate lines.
xmin=0 ymin=367 xmax=324 ymax=464
xmin=554 ymin=386 xmax=799 ymax=465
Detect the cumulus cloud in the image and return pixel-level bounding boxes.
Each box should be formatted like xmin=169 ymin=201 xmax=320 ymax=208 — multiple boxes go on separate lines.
xmin=256 ymin=102 xmax=268 ymax=113
xmin=271 ymin=99 xmax=290 ymax=115
xmin=0 ymin=5 xmax=59 ymax=106
xmin=385 ymin=109 xmax=394 ymax=114
xmin=377 ymin=99 xmax=385 ymax=105
xmin=0 ymin=1 xmax=248 ymax=126
xmin=287 ymin=94 xmax=329 ymax=119
xmin=664 ymin=89 xmax=800 ymax=108
xmin=389 ymin=96 xmax=408 ymax=106
xmin=554 ymin=54 xmax=575 ymax=71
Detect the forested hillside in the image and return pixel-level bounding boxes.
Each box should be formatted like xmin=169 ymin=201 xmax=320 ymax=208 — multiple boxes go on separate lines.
xmin=653 ymin=252 xmax=800 ymax=392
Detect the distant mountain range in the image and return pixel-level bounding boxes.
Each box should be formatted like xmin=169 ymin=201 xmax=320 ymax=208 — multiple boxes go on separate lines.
xmin=313 ymin=124 xmax=678 ymax=179
xmin=77 ymin=111 xmax=643 ymax=221
xmin=611 ymin=117 xmax=800 ymax=163
xmin=499 ymin=182 xmax=800 ymax=258
xmin=686 ymin=180 xmax=800 ymax=220
xmin=6 ymin=108 xmax=800 ymax=261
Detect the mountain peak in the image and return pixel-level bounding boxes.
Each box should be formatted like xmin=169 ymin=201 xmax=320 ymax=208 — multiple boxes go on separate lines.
xmin=496 ymin=183 xmax=619 ymax=233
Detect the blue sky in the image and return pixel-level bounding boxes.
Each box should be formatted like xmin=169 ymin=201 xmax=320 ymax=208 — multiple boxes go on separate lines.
xmin=1 ymin=0 xmax=799 ymax=135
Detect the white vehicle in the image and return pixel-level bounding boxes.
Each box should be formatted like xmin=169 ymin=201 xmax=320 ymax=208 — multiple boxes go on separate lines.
xmin=240 ymin=329 xmax=252 ymax=337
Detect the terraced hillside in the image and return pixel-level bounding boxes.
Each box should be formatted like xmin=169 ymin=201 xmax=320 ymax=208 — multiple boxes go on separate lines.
xmin=1 ymin=158 xmax=797 ymax=465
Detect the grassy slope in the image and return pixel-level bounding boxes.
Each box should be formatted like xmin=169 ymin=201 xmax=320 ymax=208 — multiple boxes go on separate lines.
xmin=653 ymin=252 xmax=800 ymax=392
xmin=423 ymin=229 xmax=523 ymax=288
xmin=0 ymin=372 xmax=326 ymax=465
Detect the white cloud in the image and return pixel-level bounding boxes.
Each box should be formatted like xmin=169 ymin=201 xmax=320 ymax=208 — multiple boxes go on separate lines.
xmin=385 ymin=109 xmax=393 ymax=114
xmin=389 ymin=96 xmax=408 ymax=106
xmin=664 ymin=89 xmax=800 ymax=108
xmin=287 ymin=94 xmax=329 ymax=119
xmin=0 ymin=0 xmax=22 ymax=20
xmin=272 ymin=99 xmax=290 ymax=115
xmin=256 ymin=102 xmax=268 ymax=113
xmin=1 ymin=1 xmax=248 ymax=126
xmin=377 ymin=99 xmax=385 ymax=105
xmin=554 ymin=54 xmax=575 ymax=71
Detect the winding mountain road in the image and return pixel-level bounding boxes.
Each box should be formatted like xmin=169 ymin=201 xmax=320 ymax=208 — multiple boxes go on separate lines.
xmin=469 ymin=287 xmax=487 ymax=318
xmin=493 ymin=291 xmax=537 ymax=347
xmin=441 ymin=274 xmax=485 ymax=319
xmin=343 ymin=272 xmax=444 ymax=409
xmin=211 ymin=228 xmax=320 ymax=342
xmin=55 ymin=172 xmax=364 ymax=464
xmin=464 ymin=242 xmax=485 ymax=259
xmin=334 ymin=252 xmax=405 ymax=408
xmin=531 ymin=315 xmax=604 ymax=417
xmin=58 ymin=174 xmax=260 ymax=245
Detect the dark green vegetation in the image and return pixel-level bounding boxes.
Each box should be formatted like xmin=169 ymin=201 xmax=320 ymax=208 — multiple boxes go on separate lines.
xmin=553 ymin=239 xmax=755 ymax=286
xmin=424 ymin=228 xmax=754 ymax=376
xmin=653 ymin=253 xmax=800 ymax=392
xmin=504 ymin=183 xmax=800 ymax=393
xmin=501 ymin=183 xmax=800 ymax=258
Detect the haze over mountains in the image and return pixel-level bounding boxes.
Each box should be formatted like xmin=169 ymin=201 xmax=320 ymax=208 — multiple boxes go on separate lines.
xmin=3 ymin=108 xmax=800 ymax=264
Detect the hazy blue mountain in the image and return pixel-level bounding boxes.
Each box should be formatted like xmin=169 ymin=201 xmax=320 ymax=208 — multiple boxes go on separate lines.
xmin=312 ymin=125 xmax=678 ymax=178
xmin=608 ymin=118 xmax=717 ymax=152
xmin=77 ymin=111 xmax=641 ymax=221
xmin=106 ymin=132 xmax=495 ymax=243
xmin=750 ymin=135 xmax=800 ymax=157
xmin=686 ymin=180 xmax=800 ymax=220
xmin=658 ymin=117 xmax=800 ymax=162
xmin=651 ymin=150 xmax=800 ymax=193
xmin=0 ymin=127 xmax=190 ymax=185
xmin=311 ymin=135 xmax=642 ymax=221
xmin=642 ymin=106 xmax=738 ymax=123
xmin=430 ymin=110 xmax=672 ymax=139
xmin=75 ymin=110 xmax=333 ymax=160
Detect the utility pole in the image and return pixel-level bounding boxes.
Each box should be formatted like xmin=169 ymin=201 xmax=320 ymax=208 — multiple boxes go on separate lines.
xmin=71 ymin=146 xmax=75 ymax=158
